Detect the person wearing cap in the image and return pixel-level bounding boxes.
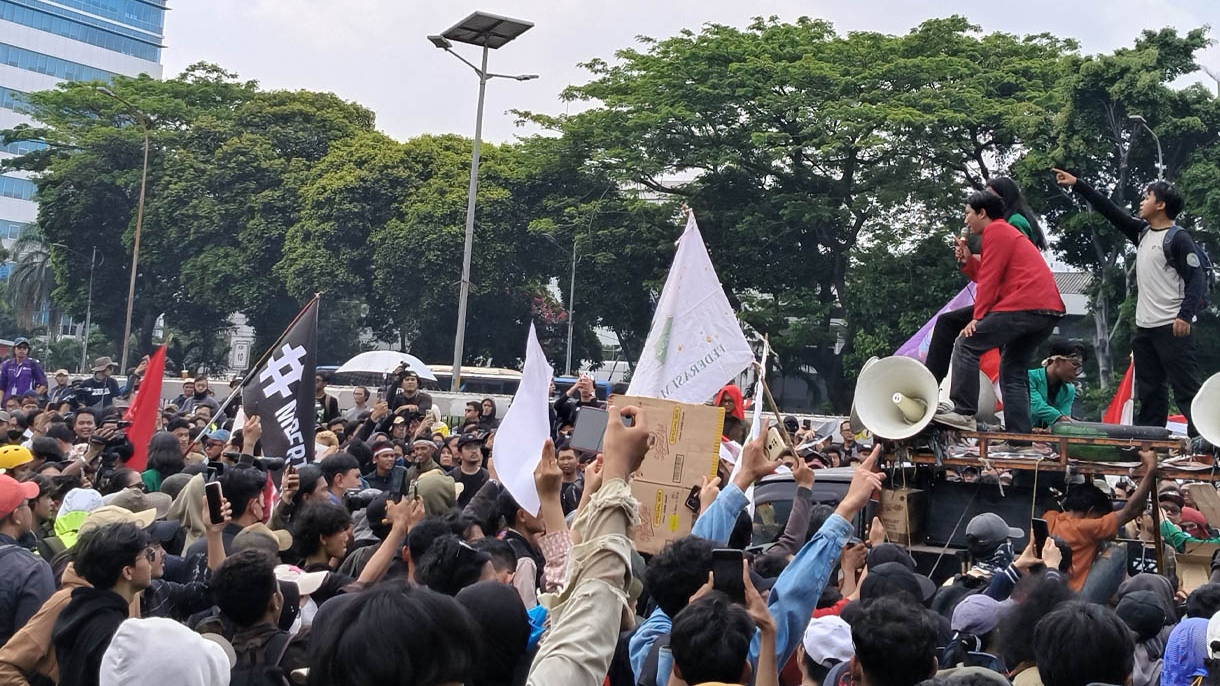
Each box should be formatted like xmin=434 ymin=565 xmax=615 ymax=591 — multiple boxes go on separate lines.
xmin=798 ymin=615 xmax=853 ymax=686
xmin=0 ymin=338 xmax=46 ymax=406
xmin=48 ymin=369 xmax=74 ymax=407
xmin=385 ymin=366 xmax=432 ymax=415
xmin=941 ymin=594 xmax=1006 ymax=672
xmin=1028 ymin=338 xmax=1086 ymax=429
xmin=448 ymin=433 xmax=488 ymax=509
xmin=73 ymin=357 xmax=142 ymax=410
xmin=0 ymin=474 xmax=53 ymax=646
xmin=203 ymin=428 xmax=230 ymax=462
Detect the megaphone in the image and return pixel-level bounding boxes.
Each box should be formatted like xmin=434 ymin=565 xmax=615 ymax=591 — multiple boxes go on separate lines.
xmin=1192 ymin=372 xmax=1220 ymax=447
xmin=854 ymin=356 xmax=940 ymax=440
xmin=938 ymin=370 xmax=998 ymax=425
xmin=849 ymin=357 xmax=880 ymax=434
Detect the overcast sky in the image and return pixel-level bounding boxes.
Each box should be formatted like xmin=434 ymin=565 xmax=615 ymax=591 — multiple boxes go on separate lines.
xmin=163 ymin=1 xmax=1220 ymax=144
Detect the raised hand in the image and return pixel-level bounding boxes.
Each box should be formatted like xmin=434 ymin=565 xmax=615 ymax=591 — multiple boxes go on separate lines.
xmin=1052 ymin=168 xmax=1077 ymax=186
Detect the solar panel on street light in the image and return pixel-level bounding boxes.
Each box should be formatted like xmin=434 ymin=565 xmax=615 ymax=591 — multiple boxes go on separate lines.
xmin=440 ymin=11 xmax=534 ymax=49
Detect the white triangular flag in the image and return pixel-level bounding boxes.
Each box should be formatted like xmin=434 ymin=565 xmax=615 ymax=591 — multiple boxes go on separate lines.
xmin=493 ymin=323 xmax=555 ymax=516
xmin=626 ymin=212 xmax=754 ymax=403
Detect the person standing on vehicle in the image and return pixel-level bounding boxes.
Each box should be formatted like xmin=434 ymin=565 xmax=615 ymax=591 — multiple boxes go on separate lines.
xmin=386 ymin=368 xmax=432 ymax=415
xmin=1055 ymin=168 xmax=1206 ymax=436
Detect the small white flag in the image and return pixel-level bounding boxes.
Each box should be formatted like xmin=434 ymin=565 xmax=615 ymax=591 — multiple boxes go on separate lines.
xmin=492 ymin=323 xmax=554 ymax=516
xmin=627 ymin=212 xmax=754 ymax=403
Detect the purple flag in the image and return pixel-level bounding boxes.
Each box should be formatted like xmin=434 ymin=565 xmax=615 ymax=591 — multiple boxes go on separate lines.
xmin=894 ymin=284 xmax=976 ymax=362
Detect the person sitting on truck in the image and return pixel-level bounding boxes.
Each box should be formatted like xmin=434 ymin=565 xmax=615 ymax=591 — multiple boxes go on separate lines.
xmin=1044 ymin=448 xmax=1157 ymax=599
xmin=1029 ymin=338 xmax=1086 ymax=430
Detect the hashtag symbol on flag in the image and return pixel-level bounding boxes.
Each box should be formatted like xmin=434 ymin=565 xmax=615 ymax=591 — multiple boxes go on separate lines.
xmin=260 ymin=344 xmax=307 ymax=400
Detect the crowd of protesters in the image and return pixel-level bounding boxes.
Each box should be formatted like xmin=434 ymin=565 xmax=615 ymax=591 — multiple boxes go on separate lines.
xmin=0 ymin=345 xmax=1217 ymax=686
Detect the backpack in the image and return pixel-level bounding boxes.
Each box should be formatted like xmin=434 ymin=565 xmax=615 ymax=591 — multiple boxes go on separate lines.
xmin=1141 ymin=225 xmax=1215 ymax=309
xmin=229 ymin=631 xmax=293 ymax=686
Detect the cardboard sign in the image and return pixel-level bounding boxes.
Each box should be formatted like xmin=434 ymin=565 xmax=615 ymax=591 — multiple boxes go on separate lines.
xmin=1185 ymin=483 xmax=1220 ymax=531
xmin=613 ymin=395 xmax=724 ymax=555
xmin=1178 ymin=540 xmax=1220 ymax=593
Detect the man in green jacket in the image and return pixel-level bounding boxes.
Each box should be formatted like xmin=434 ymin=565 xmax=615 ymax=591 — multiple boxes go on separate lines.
xmin=1028 ymin=338 xmax=1086 ymax=429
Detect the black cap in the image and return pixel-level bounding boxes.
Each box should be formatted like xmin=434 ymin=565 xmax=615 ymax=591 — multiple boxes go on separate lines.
xmin=457 ymin=433 xmax=485 ymax=448
xmin=860 ymin=561 xmax=936 ymax=603
xmin=867 ymin=542 xmax=917 ymax=571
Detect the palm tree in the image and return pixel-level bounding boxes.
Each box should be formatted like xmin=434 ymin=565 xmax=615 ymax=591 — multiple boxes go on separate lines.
xmin=5 ymin=224 xmax=56 ymax=331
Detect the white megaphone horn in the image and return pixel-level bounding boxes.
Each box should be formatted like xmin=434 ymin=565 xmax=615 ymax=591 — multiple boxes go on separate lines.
xmin=853 ymin=356 xmax=940 ymax=440
xmin=1192 ymin=373 xmax=1220 ymax=447
xmin=939 ymin=370 xmax=998 ymax=425
xmin=849 ymin=357 xmax=879 ymax=434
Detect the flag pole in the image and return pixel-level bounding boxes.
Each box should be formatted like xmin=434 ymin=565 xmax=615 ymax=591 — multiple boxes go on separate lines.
xmin=183 ymin=294 xmax=321 ymax=454
xmin=754 ymin=334 xmax=799 ymax=449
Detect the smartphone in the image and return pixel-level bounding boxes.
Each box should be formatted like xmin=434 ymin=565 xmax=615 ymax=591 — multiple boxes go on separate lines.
xmin=388 ymin=465 xmax=407 ymax=502
xmin=116 ymin=420 xmax=132 ymax=429
xmin=765 ymin=426 xmax=786 ymax=461
xmin=205 ymin=481 xmax=225 ymax=525
xmin=1032 ymin=518 xmax=1050 ymax=559
xmin=571 ymin=407 xmax=610 ymax=453
xmin=684 ymin=484 xmax=702 ymax=513
xmin=711 ymin=548 xmax=746 ymax=604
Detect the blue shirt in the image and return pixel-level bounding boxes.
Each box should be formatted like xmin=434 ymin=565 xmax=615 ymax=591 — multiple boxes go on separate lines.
xmin=630 ymin=483 xmax=852 ymax=682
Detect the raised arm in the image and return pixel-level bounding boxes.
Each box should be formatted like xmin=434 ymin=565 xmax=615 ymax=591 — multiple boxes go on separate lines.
xmin=1117 ymin=449 xmax=1158 ymax=528
xmin=1054 ymin=169 xmax=1146 ymax=246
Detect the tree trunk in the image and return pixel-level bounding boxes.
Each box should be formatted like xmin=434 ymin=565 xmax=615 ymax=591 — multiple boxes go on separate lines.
xmin=1091 ymin=293 xmax=1112 ymax=389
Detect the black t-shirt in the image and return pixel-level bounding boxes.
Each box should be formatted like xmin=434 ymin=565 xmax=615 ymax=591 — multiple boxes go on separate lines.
xmin=448 ymin=467 xmax=488 ymax=509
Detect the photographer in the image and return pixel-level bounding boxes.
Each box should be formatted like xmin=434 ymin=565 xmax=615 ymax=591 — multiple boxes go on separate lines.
xmin=385 ymin=367 xmax=432 ymax=415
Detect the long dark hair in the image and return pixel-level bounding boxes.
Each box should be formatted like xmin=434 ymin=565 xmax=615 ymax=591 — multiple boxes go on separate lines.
xmin=987 ymin=177 xmax=1048 ymax=251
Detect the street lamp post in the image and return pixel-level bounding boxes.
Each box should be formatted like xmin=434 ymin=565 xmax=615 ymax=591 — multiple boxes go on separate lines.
xmin=1128 ymin=114 xmax=1164 ymax=180
xmin=428 ymin=11 xmax=536 ymax=392
xmin=97 ymin=86 xmax=149 ymax=376
xmin=52 ymin=243 xmax=99 ymax=372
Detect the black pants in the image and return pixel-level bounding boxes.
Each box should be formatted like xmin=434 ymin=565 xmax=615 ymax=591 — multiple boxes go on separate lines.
xmin=1132 ymin=324 xmax=1201 ymax=437
xmin=926 ymin=306 xmax=975 ymax=384
xmin=950 ymin=311 xmax=1060 ymax=434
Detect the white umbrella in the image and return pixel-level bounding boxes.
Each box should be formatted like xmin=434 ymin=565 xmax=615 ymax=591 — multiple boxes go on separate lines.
xmin=335 ymin=351 xmax=436 ymax=381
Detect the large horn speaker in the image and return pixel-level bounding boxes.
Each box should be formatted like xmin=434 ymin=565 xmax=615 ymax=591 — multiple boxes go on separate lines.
xmin=938 ymin=370 xmax=998 ymax=425
xmin=1193 ymin=373 xmax=1220 ymax=446
xmin=854 ymin=356 xmax=939 ymax=440
xmin=849 ymin=357 xmax=880 ymax=434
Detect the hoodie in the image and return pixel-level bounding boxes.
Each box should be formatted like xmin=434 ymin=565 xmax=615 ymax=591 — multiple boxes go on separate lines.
xmin=99 ymin=617 xmax=229 ymax=686
xmin=52 ymin=587 xmax=130 ymax=686
xmin=1162 ymin=617 xmax=1209 ymax=686
xmin=713 ymin=384 xmax=745 ymax=421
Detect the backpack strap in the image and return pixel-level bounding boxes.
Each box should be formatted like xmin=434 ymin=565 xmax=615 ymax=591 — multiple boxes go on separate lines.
xmin=263 ymin=631 xmax=293 ymax=668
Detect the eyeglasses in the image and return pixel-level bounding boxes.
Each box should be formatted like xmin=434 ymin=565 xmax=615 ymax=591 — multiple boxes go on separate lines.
xmin=142 ymin=547 xmax=157 ymax=562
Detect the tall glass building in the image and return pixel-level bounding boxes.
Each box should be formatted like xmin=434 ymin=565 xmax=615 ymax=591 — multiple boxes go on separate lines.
xmin=0 ymin=0 xmax=165 ymax=329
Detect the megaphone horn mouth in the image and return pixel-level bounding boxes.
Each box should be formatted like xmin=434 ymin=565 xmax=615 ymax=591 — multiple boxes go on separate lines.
xmin=1192 ymin=373 xmax=1220 ymax=447
xmin=854 ymin=356 xmax=939 ymax=440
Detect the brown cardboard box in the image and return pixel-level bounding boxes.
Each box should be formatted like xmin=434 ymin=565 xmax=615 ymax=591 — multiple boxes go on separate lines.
xmin=1177 ymin=540 xmax=1220 ymax=593
xmin=1185 ymin=482 xmax=1220 ymax=530
xmin=878 ymin=487 xmax=926 ymax=546
xmin=613 ymin=395 xmax=724 ymax=555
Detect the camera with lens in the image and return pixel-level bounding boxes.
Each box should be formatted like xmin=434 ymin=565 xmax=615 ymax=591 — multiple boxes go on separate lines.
xmin=343 ymin=488 xmax=379 ymax=512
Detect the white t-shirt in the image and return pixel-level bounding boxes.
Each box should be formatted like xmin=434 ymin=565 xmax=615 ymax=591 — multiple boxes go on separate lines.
xmin=1135 ymin=227 xmax=1185 ymax=328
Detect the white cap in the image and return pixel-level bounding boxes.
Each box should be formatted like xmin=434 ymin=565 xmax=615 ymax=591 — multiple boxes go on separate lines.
xmin=802 ymin=615 xmax=853 ymax=667
xmin=100 ymin=617 xmax=230 ymax=686
xmin=275 ymin=564 xmax=328 ymax=596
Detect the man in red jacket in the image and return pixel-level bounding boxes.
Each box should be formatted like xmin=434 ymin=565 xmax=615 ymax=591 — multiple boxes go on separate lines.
xmin=934 ymin=190 xmax=1065 ymax=434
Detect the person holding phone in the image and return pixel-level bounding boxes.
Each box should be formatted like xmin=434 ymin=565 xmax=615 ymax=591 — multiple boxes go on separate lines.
xmin=553 ymin=375 xmax=603 ymax=436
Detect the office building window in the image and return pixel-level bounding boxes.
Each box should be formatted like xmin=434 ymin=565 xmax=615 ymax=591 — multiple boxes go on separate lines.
xmin=0 ymin=220 xmax=29 ymax=239
xmin=0 ymin=85 xmax=25 ymax=112
xmin=43 ymin=0 xmax=164 ymax=34
xmin=0 ymin=0 xmax=162 ymax=61
xmin=0 ymin=175 xmax=36 ymax=201
xmin=0 ymin=43 xmax=116 ymax=82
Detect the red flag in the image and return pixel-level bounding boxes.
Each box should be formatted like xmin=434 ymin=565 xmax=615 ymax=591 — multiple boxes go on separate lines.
xmin=122 ymin=344 xmax=167 ymax=472
xmin=1103 ymin=358 xmax=1135 ymax=425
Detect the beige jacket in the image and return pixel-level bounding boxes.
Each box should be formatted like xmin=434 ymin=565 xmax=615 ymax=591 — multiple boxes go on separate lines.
xmin=0 ymin=564 xmax=137 ymax=685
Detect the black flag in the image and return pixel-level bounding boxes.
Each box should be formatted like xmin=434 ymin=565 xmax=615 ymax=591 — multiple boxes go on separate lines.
xmin=241 ymin=297 xmax=318 ymax=467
